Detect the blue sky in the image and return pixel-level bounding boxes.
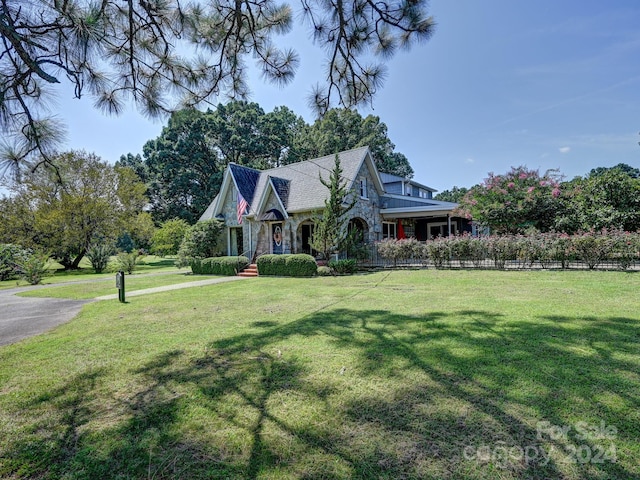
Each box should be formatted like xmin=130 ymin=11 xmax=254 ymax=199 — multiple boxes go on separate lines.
xmin=61 ymin=0 xmax=640 ymax=192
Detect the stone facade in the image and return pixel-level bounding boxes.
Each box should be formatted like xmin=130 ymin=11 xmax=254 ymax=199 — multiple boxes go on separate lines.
xmin=203 ymin=146 xmax=462 ymax=260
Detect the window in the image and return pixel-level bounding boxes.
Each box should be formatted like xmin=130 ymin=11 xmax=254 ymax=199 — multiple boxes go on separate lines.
xmin=402 ymin=221 xmax=415 ymax=238
xmin=359 ymin=178 xmax=368 ymax=198
xmin=382 ymin=221 xmax=396 ymax=239
xmin=428 ymin=222 xmax=458 ymax=238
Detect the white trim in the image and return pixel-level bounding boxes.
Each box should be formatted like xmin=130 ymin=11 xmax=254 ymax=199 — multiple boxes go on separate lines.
xmin=381 ymin=194 xmax=458 ymax=208
xmin=211 ymin=168 xmax=235 ymax=219
xmin=427 ymin=221 xmax=458 ymax=238
xmin=381 ymin=208 xmax=456 ymax=219
xmin=382 ymin=221 xmax=397 ymax=239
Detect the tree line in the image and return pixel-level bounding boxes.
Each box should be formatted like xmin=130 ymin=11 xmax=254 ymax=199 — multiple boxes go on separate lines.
xmin=117 ymin=103 xmax=414 ymax=224
xmin=0 ymin=103 xmax=413 ymax=271
xmin=1 ymin=94 xmax=637 ymax=274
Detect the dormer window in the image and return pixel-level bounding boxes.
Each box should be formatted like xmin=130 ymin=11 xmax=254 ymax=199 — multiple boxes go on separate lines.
xmin=359 ymin=178 xmax=368 ymax=199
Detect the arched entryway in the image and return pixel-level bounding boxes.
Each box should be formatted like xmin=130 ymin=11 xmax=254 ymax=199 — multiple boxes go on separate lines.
xmin=346 ymin=217 xmax=369 ymax=259
xmin=348 ymin=217 xmax=368 ymax=237
xmin=297 ymin=220 xmax=316 ymax=255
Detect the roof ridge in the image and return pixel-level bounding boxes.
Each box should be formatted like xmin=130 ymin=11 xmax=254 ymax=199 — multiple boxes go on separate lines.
xmin=261 ymin=145 xmax=370 ymax=175
xmin=229 ymin=162 xmax=262 ymax=173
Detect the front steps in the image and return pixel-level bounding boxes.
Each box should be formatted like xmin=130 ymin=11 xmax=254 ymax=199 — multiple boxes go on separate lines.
xmin=238 ymin=263 xmax=258 ymax=277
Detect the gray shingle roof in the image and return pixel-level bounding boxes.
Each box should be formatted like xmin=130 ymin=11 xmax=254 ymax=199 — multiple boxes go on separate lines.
xmin=379 ymin=172 xmax=436 ymax=192
xmin=244 ymin=146 xmax=371 ymax=215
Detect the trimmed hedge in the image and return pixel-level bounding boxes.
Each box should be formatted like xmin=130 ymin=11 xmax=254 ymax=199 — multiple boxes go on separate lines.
xmin=257 ymin=254 xmax=317 ymax=277
xmin=190 ymin=256 xmax=249 ymax=275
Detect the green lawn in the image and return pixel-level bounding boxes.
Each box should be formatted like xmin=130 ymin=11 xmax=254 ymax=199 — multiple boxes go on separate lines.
xmin=0 ymin=270 xmax=638 ymax=479
xmin=16 ymin=272 xmax=218 ymax=300
xmin=0 ymin=256 xmax=185 ymax=290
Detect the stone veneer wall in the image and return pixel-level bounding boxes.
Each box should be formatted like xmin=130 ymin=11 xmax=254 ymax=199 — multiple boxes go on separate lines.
xmin=221 ymin=159 xmax=386 ymax=259
xmin=347 ymin=161 xmax=384 ymax=243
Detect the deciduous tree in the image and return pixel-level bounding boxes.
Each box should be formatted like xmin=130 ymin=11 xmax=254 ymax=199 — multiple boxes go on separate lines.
xmin=0 ymin=151 xmax=147 ymax=269
xmin=456 ymin=166 xmax=564 ymax=234
xmin=558 ymin=170 xmax=640 ymax=233
xmin=303 ymin=108 xmax=414 ymax=177
xmin=434 ymin=186 xmax=469 ymax=203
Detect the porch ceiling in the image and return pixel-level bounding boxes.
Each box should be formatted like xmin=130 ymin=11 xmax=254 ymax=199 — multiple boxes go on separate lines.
xmin=380 ymin=207 xmax=455 ymax=219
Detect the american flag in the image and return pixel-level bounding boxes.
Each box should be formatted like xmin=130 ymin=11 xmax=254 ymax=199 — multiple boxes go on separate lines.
xmin=237 ymin=191 xmax=248 ymax=224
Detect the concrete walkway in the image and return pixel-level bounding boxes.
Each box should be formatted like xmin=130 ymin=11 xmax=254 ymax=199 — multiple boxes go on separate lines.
xmin=94 ymin=275 xmax=248 ymax=300
xmin=0 ymin=275 xmax=251 ymax=347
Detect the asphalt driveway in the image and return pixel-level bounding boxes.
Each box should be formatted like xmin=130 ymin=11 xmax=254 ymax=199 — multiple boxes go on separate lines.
xmin=0 ymin=275 xmax=249 ymax=347
xmin=0 ymin=287 xmax=88 ymax=347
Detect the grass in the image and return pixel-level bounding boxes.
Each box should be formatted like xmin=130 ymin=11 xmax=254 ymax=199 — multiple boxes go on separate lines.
xmin=0 ymin=270 xmax=638 ymax=479
xmin=16 ymin=272 xmax=217 ymax=300
xmin=0 ymin=255 xmax=185 ymax=290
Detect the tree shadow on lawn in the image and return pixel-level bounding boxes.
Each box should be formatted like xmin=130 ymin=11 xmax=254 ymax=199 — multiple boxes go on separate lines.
xmin=3 ymin=309 xmax=639 ymax=479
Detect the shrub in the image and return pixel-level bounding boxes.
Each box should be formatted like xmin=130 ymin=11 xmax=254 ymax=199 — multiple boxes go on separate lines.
xmin=549 ymin=233 xmax=573 ymax=269
xmin=152 ymin=219 xmax=190 ymax=256
xmin=376 ymin=239 xmax=402 ymax=266
xmin=377 ymin=238 xmax=424 ymax=266
xmin=468 ymin=237 xmax=488 ymax=268
xmin=328 ymin=259 xmax=357 ymax=274
xmin=17 ymin=251 xmax=50 ymax=285
xmin=487 ymin=235 xmax=518 ymax=269
xmin=116 ymin=251 xmax=140 ymax=274
xmin=116 ymin=232 xmax=135 ymax=253
xmin=0 ymin=244 xmax=29 ymax=281
xmin=86 ymin=243 xmax=113 ymax=273
xmin=176 ymin=219 xmax=223 ymax=268
xmin=610 ymin=230 xmax=639 ymax=271
xmin=286 ymin=254 xmax=319 ymax=277
xmin=257 ymin=254 xmax=317 ymax=277
xmin=317 ymin=266 xmax=333 ymax=276
xmin=190 ymin=256 xmax=249 ymax=275
xmin=426 ymin=237 xmax=451 ymax=269
xmin=571 ymin=230 xmax=615 ymax=269
xmin=449 ymin=234 xmax=472 ymax=268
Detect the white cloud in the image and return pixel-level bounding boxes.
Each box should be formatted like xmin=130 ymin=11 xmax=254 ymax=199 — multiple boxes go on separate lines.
xmin=465 ymin=158 xmax=475 ymax=164
xmin=559 ymin=146 xmax=571 ymax=154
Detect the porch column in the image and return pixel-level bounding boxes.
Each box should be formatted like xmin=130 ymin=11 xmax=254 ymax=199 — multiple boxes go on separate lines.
xmin=447 ymin=214 xmax=452 ymax=237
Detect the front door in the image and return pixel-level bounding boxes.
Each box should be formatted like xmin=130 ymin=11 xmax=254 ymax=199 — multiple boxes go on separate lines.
xmin=271 ymin=222 xmax=283 ymax=254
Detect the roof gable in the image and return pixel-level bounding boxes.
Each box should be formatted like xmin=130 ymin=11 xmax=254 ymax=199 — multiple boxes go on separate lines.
xmin=229 ymin=163 xmax=261 ymax=204
xmin=252 ymin=146 xmax=381 ymax=213
xmin=200 ymin=146 xmax=387 ymax=220
xmin=251 ymin=176 xmax=290 ymax=219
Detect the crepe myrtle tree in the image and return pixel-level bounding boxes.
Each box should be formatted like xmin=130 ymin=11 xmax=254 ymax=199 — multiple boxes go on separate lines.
xmin=0 ymin=0 xmax=435 ymax=175
xmin=456 ymin=166 xmax=565 ymax=235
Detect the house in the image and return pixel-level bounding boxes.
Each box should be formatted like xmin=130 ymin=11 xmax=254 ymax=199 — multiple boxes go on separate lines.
xmin=199 ymin=146 xmax=466 ymax=259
